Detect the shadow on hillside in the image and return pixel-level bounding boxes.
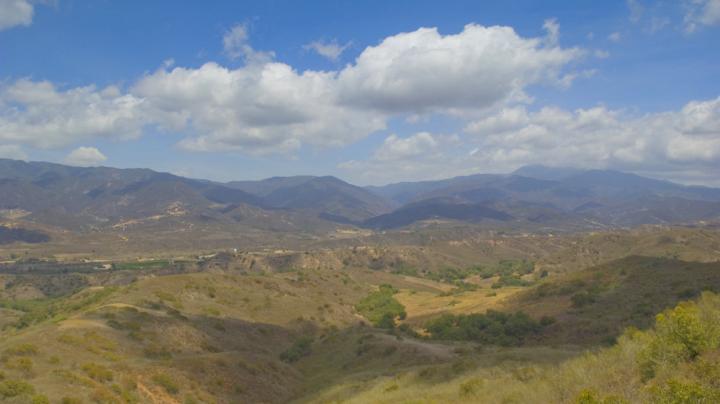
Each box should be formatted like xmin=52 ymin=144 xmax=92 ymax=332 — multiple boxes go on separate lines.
xmin=506 ymin=255 xmax=720 ymax=345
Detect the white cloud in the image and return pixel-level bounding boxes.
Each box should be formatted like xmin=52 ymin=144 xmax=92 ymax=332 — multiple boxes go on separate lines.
xmin=0 ymin=0 xmax=33 ymax=31
xmin=337 ymin=23 xmax=582 ymax=115
xmin=0 ymin=144 xmax=26 ymax=160
xmin=0 ymin=79 xmax=146 ymax=148
xmin=464 ymin=97 xmax=720 ymax=172
xmin=131 ymin=22 xmax=581 ymax=154
xmin=133 ymin=62 xmax=385 ymax=154
xmin=342 ymin=97 xmax=720 ymax=185
xmin=373 ymin=132 xmax=458 ymax=161
xmin=0 ymin=22 xmax=585 ymax=161
xmin=608 ymin=32 xmax=622 ymax=42
xmin=543 ymin=18 xmax=560 ymax=46
xmin=222 ymin=23 xmax=274 ymax=63
xmin=339 ymin=132 xmax=464 ymax=182
xmin=685 ymin=0 xmax=720 ymax=32
xmin=64 ymin=146 xmax=108 ymax=166
xmin=303 ymin=39 xmax=351 ymax=61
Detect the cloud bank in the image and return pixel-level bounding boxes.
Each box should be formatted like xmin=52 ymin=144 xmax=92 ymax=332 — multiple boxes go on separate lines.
xmin=0 ymin=20 xmax=718 ymax=184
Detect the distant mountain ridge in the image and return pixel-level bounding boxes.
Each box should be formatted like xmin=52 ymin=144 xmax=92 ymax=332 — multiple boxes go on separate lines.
xmin=363 ymin=166 xmax=720 ymax=229
xmin=227 ymin=175 xmax=394 ymax=222
xmin=0 ymin=159 xmax=719 ymax=235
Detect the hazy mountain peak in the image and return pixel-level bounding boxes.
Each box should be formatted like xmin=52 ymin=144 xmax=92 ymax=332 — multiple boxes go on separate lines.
xmin=512 ymin=165 xmax=585 ymax=181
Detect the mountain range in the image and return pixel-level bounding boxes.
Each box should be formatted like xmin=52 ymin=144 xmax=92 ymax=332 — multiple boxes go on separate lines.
xmin=1 ymin=158 xmax=719 ymax=240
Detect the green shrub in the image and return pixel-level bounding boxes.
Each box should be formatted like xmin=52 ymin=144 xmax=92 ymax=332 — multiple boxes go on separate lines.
xmin=355 ymin=284 xmax=406 ymax=327
xmin=0 ymin=380 xmax=35 ymax=398
xmin=280 ymin=336 xmax=313 ymax=362
xmin=424 ymin=310 xmax=545 ymax=345
xmin=3 ymin=343 xmax=38 ymax=357
xmin=639 ymin=293 xmax=720 ymax=380
xmin=31 ymin=394 xmax=50 ymax=404
xmin=375 ymin=313 xmax=397 ymax=329
xmin=82 ymin=362 xmax=113 ymax=382
xmin=492 ymin=274 xmax=532 ymax=288
xmin=650 ymin=379 xmax=720 ymax=403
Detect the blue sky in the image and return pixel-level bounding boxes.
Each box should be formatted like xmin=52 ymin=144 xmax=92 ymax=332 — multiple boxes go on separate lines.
xmin=0 ymin=0 xmax=719 ymax=185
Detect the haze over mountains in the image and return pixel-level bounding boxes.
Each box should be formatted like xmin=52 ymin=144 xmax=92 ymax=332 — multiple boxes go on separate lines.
xmin=1 ymin=158 xmax=719 ymax=239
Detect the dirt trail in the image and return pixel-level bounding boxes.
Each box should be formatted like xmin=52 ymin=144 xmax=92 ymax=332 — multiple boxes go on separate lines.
xmin=95 ymin=302 xmax=170 ymax=317
xmin=375 ymin=332 xmax=456 ymax=360
xmin=57 ymin=319 xmax=110 ymax=330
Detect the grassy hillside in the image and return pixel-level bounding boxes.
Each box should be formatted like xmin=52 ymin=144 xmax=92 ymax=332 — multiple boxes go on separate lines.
xmin=0 ymin=226 xmax=718 ymax=403
xmin=304 ymin=292 xmax=720 ymax=403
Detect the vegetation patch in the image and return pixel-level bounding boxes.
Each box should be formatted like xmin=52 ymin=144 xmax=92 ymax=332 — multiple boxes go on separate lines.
xmin=424 ymin=310 xmax=549 ymax=346
xmin=0 ymin=379 xmax=35 ymax=398
xmin=280 ymin=336 xmax=314 ymax=363
xmin=112 ymin=260 xmax=171 ymax=271
xmin=355 ymin=284 xmax=406 ymax=328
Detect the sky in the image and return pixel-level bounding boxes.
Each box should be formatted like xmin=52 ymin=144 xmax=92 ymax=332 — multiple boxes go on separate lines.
xmin=0 ymin=0 xmax=719 ymax=186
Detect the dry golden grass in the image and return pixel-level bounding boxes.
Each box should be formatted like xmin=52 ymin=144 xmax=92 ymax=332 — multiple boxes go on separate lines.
xmin=396 ymin=287 xmax=521 ymax=326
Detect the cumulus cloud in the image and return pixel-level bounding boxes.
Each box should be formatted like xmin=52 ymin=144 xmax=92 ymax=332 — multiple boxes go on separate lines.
xmin=341 ymin=98 xmax=720 ymax=185
xmin=337 ymin=24 xmax=582 ymax=115
xmin=3 ymin=22 xmax=580 ymax=155
xmin=64 ymin=146 xmax=108 ymax=166
xmin=129 ymin=22 xmax=581 ymax=154
xmin=0 ymin=0 xmax=33 ymax=30
xmin=0 ymin=79 xmax=146 ymax=148
xmin=133 ymin=62 xmax=385 ymax=154
xmin=464 ymin=97 xmax=720 ymax=175
xmin=339 ymin=132 xmax=466 ymax=182
xmin=608 ymin=32 xmax=622 ymax=42
xmin=373 ymin=132 xmax=459 ymax=161
xmin=685 ymin=0 xmax=720 ymax=32
xmin=303 ymin=39 xmax=351 ymax=61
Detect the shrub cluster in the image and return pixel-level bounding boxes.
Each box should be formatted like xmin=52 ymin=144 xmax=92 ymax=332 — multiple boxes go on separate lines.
xmin=424 ymin=310 xmax=549 ymax=346
xmin=425 ymin=260 xmax=534 ymax=287
xmin=279 ymin=336 xmax=313 ymax=363
xmin=355 ymin=284 xmax=406 ymax=328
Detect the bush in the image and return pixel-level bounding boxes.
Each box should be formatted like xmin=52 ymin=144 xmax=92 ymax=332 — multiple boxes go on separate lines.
xmin=650 ymin=379 xmax=720 ymax=403
xmin=3 ymin=343 xmax=38 ymax=357
xmin=492 ymin=274 xmax=532 ymax=289
xmin=355 ymin=285 xmax=406 ymax=327
xmin=31 ymin=394 xmax=50 ymax=404
xmin=82 ymin=362 xmax=113 ymax=382
xmin=0 ymin=380 xmax=35 ymax=398
xmin=638 ymin=293 xmax=720 ymax=380
xmin=424 ymin=310 xmax=545 ymax=346
xmin=280 ymin=336 xmax=313 ymax=363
